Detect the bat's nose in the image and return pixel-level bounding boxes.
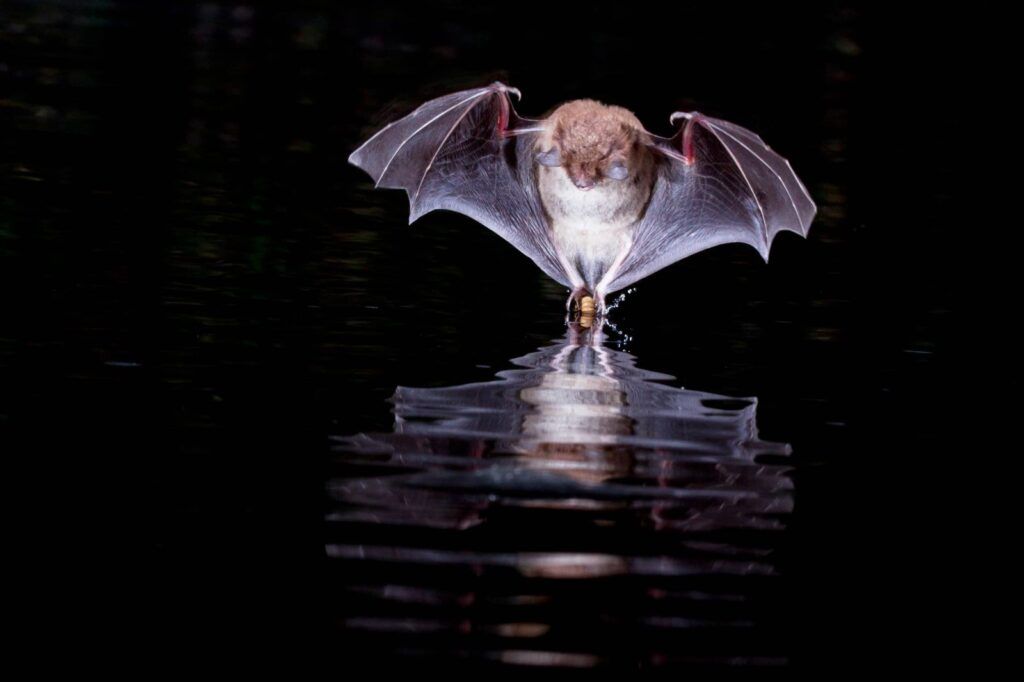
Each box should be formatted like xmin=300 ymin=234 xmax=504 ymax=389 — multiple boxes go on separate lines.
xmin=574 ymin=179 xmax=595 ymax=191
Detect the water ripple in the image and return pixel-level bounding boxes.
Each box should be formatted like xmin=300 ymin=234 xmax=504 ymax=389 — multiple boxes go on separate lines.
xmin=328 ymin=325 xmax=794 ymax=669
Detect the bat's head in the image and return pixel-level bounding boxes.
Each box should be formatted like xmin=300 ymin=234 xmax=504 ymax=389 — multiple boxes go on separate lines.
xmin=536 ymin=99 xmax=650 ymax=192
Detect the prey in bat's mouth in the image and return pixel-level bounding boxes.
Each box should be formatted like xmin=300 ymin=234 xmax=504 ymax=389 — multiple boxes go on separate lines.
xmin=534 ymin=99 xmax=657 ymax=316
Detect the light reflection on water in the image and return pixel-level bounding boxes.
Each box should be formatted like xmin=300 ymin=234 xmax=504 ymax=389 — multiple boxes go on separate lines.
xmin=328 ymin=323 xmax=793 ymax=669
xmin=0 ymin=1 xmax=963 ymax=672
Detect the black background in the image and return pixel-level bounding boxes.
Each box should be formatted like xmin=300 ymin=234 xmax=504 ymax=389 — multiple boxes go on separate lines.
xmin=1 ymin=0 xmax=977 ymax=671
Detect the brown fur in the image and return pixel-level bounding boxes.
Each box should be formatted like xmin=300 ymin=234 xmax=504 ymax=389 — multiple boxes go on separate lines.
xmin=534 ymin=99 xmax=657 ymax=290
xmin=540 ymin=99 xmax=652 ymax=189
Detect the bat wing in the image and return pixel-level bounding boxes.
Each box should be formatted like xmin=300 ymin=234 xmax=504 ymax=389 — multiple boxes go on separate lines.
xmin=348 ymin=82 xmax=570 ymax=287
xmin=606 ymin=112 xmax=816 ymax=293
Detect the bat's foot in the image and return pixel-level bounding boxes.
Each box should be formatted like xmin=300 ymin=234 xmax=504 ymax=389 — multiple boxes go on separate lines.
xmin=566 ymin=286 xmax=593 ymax=315
xmin=566 ymin=287 xmax=611 ymax=331
xmin=569 ymin=316 xmax=597 ymax=334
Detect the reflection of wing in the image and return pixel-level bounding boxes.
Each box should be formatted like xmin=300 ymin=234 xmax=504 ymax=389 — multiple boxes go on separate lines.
xmin=607 ymin=112 xmax=816 ymax=293
xmin=348 ymin=82 xmax=571 ymax=287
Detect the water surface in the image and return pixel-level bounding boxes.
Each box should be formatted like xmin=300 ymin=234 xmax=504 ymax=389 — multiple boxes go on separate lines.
xmin=328 ymin=328 xmax=794 ymax=668
xmin=0 ymin=1 xmax=960 ymax=671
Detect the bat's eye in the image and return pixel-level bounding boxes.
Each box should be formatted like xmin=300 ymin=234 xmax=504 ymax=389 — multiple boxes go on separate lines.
xmin=536 ymin=148 xmax=561 ymax=167
xmin=607 ymin=161 xmax=628 ymax=180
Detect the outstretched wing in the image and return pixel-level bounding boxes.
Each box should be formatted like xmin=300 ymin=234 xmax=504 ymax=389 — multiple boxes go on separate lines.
xmin=606 ymin=112 xmax=816 ymax=293
xmin=348 ymin=82 xmax=570 ymax=287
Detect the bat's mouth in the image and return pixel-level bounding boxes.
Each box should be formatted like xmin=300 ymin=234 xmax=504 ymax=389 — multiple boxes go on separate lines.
xmin=571 ymin=175 xmax=597 ymax=192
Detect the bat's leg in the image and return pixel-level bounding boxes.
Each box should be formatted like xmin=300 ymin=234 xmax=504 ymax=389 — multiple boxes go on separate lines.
xmin=593 ymin=236 xmax=633 ymax=316
xmin=554 ymin=243 xmax=587 ymax=313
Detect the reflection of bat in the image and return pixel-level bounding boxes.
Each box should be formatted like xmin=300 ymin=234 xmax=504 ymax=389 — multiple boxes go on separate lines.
xmin=348 ymin=82 xmax=815 ymax=314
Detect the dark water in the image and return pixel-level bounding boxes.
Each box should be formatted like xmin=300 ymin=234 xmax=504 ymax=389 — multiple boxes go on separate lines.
xmin=329 ymin=329 xmax=796 ymax=668
xmin=2 ymin=1 xmax=964 ymax=671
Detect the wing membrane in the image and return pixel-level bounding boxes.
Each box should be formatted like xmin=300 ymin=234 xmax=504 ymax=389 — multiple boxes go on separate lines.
xmin=607 ymin=113 xmax=816 ymax=293
xmin=349 ymin=83 xmax=570 ymax=287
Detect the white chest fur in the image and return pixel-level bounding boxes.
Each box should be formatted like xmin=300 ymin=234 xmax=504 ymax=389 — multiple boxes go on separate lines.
xmin=537 ymin=166 xmax=644 ymax=287
xmin=551 ymin=219 xmax=626 ymax=278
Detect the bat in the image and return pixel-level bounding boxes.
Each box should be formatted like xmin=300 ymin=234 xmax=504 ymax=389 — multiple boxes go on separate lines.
xmin=348 ymin=81 xmax=816 ymax=315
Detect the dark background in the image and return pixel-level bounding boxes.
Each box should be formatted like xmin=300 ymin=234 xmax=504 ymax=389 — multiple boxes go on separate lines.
xmin=1 ymin=0 xmax=974 ymax=671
